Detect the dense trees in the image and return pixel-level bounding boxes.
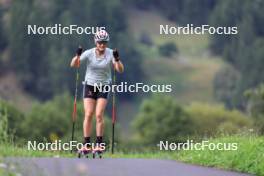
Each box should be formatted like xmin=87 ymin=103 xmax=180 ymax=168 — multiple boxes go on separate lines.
xmin=2 ymin=0 xmax=142 ymax=100
xmin=126 ymin=0 xmax=219 ymax=25
xmin=0 ymin=6 xmax=7 ymax=73
xmin=210 ymin=0 xmax=264 ymax=108
xmin=0 ymin=7 xmax=6 ymax=52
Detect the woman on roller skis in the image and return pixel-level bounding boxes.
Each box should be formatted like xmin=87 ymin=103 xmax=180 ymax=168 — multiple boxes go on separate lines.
xmin=70 ymin=29 xmax=124 ymax=155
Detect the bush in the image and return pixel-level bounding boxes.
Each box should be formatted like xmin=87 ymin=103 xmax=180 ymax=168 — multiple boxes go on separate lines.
xmin=245 ymin=84 xmax=264 ymax=134
xmin=0 ymin=99 xmax=25 ymax=140
xmin=0 ymin=106 xmax=8 ymax=143
xmin=185 ymin=102 xmax=253 ymax=136
xmin=139 ymin=32 xmax=153 ymax=46
xmin=132 ymin=95 xmax=194 ymax=144
xmin=132 ymin=95 xmax=253 ymax=145
xmin=21 ymin=93 xmax=114 ymax=143
xmin=20 ymin=93 xmax=73 ymax=142
xmin=158 ymin=42 xmax=178 ymax=57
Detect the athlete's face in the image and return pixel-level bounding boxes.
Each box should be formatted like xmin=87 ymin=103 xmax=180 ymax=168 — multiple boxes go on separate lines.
xmin=96 ymin=41 xmax=107 ymax=52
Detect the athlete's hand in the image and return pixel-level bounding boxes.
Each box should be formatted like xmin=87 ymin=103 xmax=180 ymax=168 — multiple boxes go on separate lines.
xmin=71 ymin=46 xmax=82 ymax=68
xmin=113 ymin=49 xmax=120 ymax=62
xmin=76 ymin=46 xmax=83 ymax=56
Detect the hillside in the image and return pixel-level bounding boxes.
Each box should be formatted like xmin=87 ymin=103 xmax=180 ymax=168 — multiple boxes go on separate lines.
xmin=127 ymin=8 xmax=224 ymax=103
xmin=116 ymin=9 xmax=226 ymax=136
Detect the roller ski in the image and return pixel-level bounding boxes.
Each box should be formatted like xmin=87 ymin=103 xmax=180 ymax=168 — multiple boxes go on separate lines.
xmin=92 ymin=145 xmax=105 ymax=159
xmin=77 ymin=146 xmax=92 ymax=158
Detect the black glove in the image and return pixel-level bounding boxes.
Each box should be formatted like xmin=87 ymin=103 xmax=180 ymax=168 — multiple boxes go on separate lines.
xmin=113 ymin=49 xmax=120 ymax=61
xmin=76 ymin=46 xmax=83 ymax=56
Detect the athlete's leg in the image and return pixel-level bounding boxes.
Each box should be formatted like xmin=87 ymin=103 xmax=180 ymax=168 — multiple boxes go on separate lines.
xmin=95 ymin=98 xmax=108 ymax=138
xmin=83 ymin=98 xmax=96 ymax=139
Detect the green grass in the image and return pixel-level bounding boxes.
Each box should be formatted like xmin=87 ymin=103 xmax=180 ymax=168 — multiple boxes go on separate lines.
xmin=111 ymin=135 xmax=264 ymax=176
xmin=0 ymin=143 xmax=72 ymax=158
xmin=174 ymin=135 xmax=264 ymax=176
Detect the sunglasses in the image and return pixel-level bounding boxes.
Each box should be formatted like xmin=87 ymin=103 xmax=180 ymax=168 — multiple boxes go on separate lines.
xmin=97 ymin=41 xmax=108 ymax=45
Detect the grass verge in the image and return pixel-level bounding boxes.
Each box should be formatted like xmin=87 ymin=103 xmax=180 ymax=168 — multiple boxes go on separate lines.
xmin=174 ymin=135 xmax=263 ymax=176
xmin=110 ymin=135 xmax=264 ymax=176
xmin=0 ymin=143 xmax=72 ymax=158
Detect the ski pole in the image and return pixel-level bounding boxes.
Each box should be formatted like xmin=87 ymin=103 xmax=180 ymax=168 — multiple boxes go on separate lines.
xmin=71 ymin=68 xmax=79 ymax=142
xmin=111 ymin=63 xmax=117 ymax=154
xmin=71 ymin=46 xmax=82 ymax=152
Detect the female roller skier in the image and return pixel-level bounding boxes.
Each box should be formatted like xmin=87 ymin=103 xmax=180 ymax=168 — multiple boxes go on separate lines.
xmin=70 ymin=29 xmax=124 ymax=152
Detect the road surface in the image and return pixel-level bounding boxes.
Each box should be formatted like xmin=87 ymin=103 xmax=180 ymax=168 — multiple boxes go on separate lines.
xmin=4 ymin=158 xmax=253 ymax=176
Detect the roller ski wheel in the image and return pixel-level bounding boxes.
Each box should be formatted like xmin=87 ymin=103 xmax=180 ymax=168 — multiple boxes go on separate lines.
xmin=92 ymin=147 xmax=104 ymax=159
xmin=77 ymin=147 xmax=92 ymax=158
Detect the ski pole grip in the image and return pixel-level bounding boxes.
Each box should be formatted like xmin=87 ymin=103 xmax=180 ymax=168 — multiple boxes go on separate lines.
xmin=113 ymin=49 xmax=120 ymax=62
xmin=76 ymin=46 xmax=83 ymax=56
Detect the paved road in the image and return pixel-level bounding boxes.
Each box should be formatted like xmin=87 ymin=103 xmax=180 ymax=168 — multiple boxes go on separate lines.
xmin=4 ymin=158 xmax=253 ymax=176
